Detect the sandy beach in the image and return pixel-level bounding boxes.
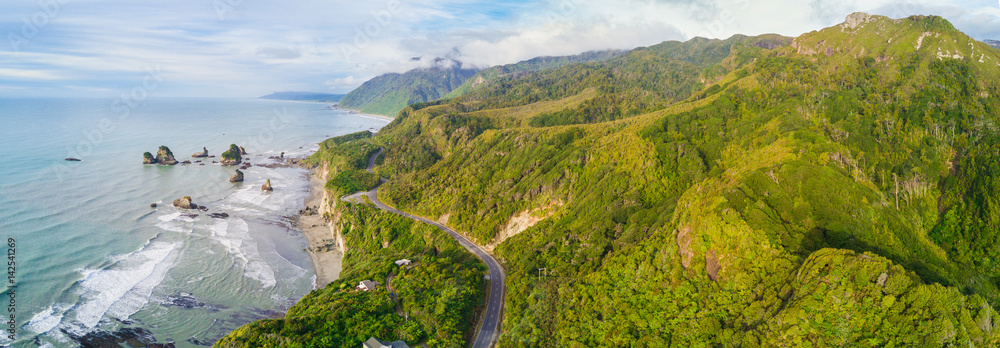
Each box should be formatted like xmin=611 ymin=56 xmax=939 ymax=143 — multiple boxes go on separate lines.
xmin=336 ymin=107 xmax=396 ymax=122
xmin=298 ymin=166 xmax=344 ymax=288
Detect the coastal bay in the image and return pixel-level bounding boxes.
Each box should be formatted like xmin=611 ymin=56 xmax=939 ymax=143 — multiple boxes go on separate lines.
xmin=0 ymin=98 xmax=389 ymax=347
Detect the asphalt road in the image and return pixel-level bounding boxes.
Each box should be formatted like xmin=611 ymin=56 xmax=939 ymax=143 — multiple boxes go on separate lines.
xmin=347 ymin=147 xmax=506 ymax=348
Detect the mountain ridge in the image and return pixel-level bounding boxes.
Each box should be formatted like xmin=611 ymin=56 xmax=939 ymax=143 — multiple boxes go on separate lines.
xmin=258 ymin=91 xmax=345 ymax=102
xmin=339 ymin=64 xmax=480 ymax=117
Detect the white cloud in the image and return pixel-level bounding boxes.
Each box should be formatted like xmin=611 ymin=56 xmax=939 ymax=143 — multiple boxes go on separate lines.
xmin=455 ymin=19 xmax=684 ymax=68
xmin=0 ymin=68 xmax=65 ymax=80
xmin=325 ymin=75 xmax=365 ymax=88
xmin=0 ymin=0 xmax=997 ymax=97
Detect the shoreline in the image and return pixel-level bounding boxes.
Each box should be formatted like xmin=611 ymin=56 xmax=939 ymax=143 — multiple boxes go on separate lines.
xmin=293 ymin=111 xmax=391 ymax=289
xmin=335 ymin=107 xmax=396 ymax=122
xmin=297 ymin=164 xmax=343 ymax=288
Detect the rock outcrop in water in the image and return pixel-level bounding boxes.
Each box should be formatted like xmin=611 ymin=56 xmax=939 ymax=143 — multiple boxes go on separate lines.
xmin=65 ymin=157 xmax=81 ymax=161
xmin=144 ymin=146 xmax=178 ymax=165
xmin=156 ymin=146 xmax=178 ymax=165
xmin=230 ymin=169 xmax=244 ymax=182
xmin=173 ymin=196 xmax=200 ymax=210
xmin=239 ymin=146 xmax=248 ymax=155
xmin=191 ymin=147 xmax=209 ymax=158
xmin=221 ymin=144 xmax=242 ymax=166
xmin=261 ymin=179 xmax=273 ymax=191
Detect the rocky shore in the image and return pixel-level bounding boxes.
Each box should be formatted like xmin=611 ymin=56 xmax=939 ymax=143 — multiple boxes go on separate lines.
xmin=297 ymin=162 xmax=345 ymax=288
xmin=145 ymin=145 xmax=340 ymax=289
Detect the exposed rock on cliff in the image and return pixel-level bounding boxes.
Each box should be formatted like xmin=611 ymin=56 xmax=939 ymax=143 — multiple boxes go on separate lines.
xmin=230 ymin=169 xmax=244 ymax=182
xmin=191 ymin=147 xmax=209 ymax=158
xmin=842 ymin=12 xmax=875 ymax=30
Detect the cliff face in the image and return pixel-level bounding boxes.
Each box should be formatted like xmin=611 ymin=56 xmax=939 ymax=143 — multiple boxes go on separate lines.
xmin=316 ymin=163 xmax=347 ymax=254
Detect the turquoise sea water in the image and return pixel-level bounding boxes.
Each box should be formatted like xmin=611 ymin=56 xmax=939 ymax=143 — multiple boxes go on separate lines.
xmin=0 ymin=98 xmax=389 ymax=347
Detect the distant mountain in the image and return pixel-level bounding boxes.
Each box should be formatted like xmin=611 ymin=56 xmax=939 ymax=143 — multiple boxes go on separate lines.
xmin=339 ymin=62 xmax=479 ymax=117
xmin=258 ymin=91 xmax=345 ymax=102
xmin=985 ymin=39 xmax=1000 ymax=49
xmin=445 ymin=49 xmax=624 ymax=98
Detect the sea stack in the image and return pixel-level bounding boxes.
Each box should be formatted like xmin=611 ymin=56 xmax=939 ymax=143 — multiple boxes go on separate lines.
xmin=173 ymin=196 xmax=199 ymax=209
xmin=155 ymin=146 xmax=178 ymax=165
xmin=261 ymin=179 xmax=273 ymax=191
xmin=192 ymin=147 xmax=209 ymax=158
xmin=143 ymin=152 xmax=156 ymax=164
xmin=221 ymin=144 xmax=242 ymax=166
xmin=230 ymin=169 xmax=244 ymax=182
xmin=239 ymin=146 xmax=248 ymax=155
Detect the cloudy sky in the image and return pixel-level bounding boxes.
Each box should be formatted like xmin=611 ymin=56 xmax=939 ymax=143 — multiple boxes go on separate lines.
xmin=1 ymin=0 xmax=998 ymax=98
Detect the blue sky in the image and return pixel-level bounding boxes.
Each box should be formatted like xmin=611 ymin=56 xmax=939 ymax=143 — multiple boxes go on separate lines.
xmin=1 ymin=0 xmax=999 ymax=98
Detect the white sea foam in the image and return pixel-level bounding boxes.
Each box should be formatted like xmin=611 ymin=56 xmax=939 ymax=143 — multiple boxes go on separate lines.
xmin=71 ymin=240 xmax=179 ymax=329
xmin=25 ymin=304 xmax=68 ymax=334
xmin=231 ymin=186 xmax=268 ymax=207
xmin=106 ymin=243 xmax=178 ymax=321
xmin=210 ymin=218 xmax=276 ymax=288
xmin=156 ymin=211 xmax=193 ymax=233
xmin=157 ymin=212 xmax=182 ymax=222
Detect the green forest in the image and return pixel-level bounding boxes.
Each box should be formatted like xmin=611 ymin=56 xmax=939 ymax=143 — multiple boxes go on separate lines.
xmin=339 ymin=65 xmax=479 ymax=117
xmin=225 ymin=13 xmax=1000 ymax=347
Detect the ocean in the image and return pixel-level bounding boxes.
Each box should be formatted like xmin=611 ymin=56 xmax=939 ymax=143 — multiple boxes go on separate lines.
xmin=0 ymin=98 xmax=389 ymax=347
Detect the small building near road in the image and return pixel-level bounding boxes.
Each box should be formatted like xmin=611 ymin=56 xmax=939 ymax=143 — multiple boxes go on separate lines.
xmin=362 ymin=337 xmax=410 ymax=348
xmin=357 ymin=280 xmax=379 ymax=291
xmin=394 ymin=259 xmax=412 ymax=266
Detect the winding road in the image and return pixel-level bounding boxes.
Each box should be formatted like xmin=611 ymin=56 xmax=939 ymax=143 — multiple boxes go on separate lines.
xmin=344 ymin=147 xmax=506 ymax=348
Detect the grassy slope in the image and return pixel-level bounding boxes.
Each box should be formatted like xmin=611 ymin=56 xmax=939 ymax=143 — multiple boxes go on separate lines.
xmin=369 ymin=14 xmax=1000 ymax=346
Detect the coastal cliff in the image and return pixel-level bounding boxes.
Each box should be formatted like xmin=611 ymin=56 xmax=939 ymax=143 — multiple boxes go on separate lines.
xmin=299 ymin=162 xmax=347 ymax=288
xmin=316 ymin=163 xmax=347 ymax=255
xmin=217 ymin=131 xmax=486 ymax=348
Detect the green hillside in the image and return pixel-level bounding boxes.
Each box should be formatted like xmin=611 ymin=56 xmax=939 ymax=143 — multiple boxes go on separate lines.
xmin=223 ymin=12 xmax=1000 ymax=347
xmin=369 ymin=13 xmax=1000 ymax=346
xmin=444 ymin=50 xmax=624 ymax=99
xmin=339 ymin=65 xmax=479 ymax=117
